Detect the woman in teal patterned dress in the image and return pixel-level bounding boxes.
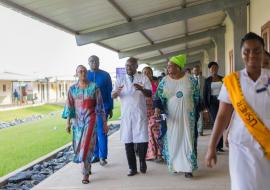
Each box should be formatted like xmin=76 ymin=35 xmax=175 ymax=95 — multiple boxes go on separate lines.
xmin=62 ymin=65 xmax=107 ymax=184
xmin=154 ymin=54 xmax=199 ymax=178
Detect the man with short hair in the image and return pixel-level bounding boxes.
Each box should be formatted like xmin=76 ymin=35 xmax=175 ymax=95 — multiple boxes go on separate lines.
xmin=112 ymin=57 xmax=152 ymax=176
xmin=87 ymin=55 xmax=113 ymax=166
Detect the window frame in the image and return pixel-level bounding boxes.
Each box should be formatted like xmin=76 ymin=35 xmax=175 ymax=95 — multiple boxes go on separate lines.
xmin=261 ymin=21 xmax=270 ymax=51
xmin=3 ymin=84 xmax=6 ymax=92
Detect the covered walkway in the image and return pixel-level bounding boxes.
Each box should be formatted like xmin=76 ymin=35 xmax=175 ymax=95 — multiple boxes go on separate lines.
xmin=33 ymin=130 xmax=229 ymax=190
xmin=3 ymin=1 xmax=270 ymax=189
xmin=0 ymin=0 xmax=251 ymax=76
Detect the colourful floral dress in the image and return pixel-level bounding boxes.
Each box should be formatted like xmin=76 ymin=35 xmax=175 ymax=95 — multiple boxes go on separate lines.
xmin=62 ymin=82 xmax=106 ymax=164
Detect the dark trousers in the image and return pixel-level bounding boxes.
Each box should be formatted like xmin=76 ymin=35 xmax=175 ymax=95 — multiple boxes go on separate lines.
xmin=194 ymin=105 xmax=200 ymax=157
xmin=125 ymin=142 xmax=148 ymax=171
xmin=209 ymin=96 xmax=223 ymax=149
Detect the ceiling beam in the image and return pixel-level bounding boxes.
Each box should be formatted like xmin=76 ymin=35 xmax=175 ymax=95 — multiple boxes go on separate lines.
xmin=107 ymin=0 xmax=132 ymax=22
xmin=187 ymin=61 xmax=202 ymax=66
xmin=153 ymin=59 xmax=200 ymax=71
xmin=75 ymin=0 xmax=247 ymax=45
xmin=139 ymin=43 xmax=213 ymax=64
xmin=107 ymin=0 xmax=163 ymax=56
xmin=149 ymin=60 xmax=167 ymax=66
xmin=119 ymin=26 xmax=225 ymax=58
xmin=150 ymin=53 xmax=203 ymax=67
xmin=95 ymin=42 xmax=119 ymax=52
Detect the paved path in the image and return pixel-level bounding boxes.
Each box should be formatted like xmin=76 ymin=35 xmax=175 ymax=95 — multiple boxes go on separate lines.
xmin=33 ymin=130 xmax=230 ymax=190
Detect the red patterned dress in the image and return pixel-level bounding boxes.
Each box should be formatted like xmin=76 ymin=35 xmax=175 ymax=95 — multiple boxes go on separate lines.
xmin=146 ymin=81 xmax=162 ymax=160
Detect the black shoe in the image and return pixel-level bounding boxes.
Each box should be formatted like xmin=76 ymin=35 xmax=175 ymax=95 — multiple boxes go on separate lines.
xmin=184 ymin=172 xmax=193 ymax=178
xmin=100 ymin=159 xmax=107 ymax=166
xmin=140 ymin=161 xmax=147 ymax=173
xmin=199 ymin=132 xmax=203 ymax=136
xmin=217 ymin=148 xmax=225 ymax=153
xmin=127 ymin=170 xmax=138 ymax=176
xmin=91 ymin=157 xmax=100 ymax=163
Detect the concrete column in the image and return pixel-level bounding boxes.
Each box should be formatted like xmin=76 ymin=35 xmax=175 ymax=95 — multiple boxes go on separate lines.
xmin=201 ymin=62 xmax=208 ymax=77
xmin=212 ymin=34 xmax=225 ymax=76
xmin=201 ymin=50 xmax=209 ymax=77
xmin=206 ymin=47 xmax=215 ymax=63
xmin=227 ymin=4 xmax=247 ymax=71
xmin=189 ymin=61 xmax=201 ymax=70
xmin=45 ymin=78 xmax=50 ymax=103
xmin=56 ymin=81 xmax=58 ymax=103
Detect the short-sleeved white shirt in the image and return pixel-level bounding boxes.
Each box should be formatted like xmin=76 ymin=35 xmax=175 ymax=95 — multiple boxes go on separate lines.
xmin=218 ymin=68 xmax=270 ymax=145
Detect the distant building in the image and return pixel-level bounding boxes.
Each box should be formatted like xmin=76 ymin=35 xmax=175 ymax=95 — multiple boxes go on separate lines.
xmin=0 ymin=72 xmax=75 ymax=105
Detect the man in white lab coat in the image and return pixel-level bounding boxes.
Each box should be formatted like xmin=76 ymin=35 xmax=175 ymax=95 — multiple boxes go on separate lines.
xmin=112 ymin=57 xmax=152 ymax=176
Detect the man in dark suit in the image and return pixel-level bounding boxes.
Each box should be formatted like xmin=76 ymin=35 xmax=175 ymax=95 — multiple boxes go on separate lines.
xmin=192 ymin=65 xmax=205 ymax=156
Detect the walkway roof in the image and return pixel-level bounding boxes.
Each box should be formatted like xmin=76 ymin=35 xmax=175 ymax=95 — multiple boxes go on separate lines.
xmin=0 ymin=0 xmax=249 ymax=68
xmin=0 ymin=72 xmax=38 ymax=81
xmin=0 ymin=72 xmax=75 ymax=82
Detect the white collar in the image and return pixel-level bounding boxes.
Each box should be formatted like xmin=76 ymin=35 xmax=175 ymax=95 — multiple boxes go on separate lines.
xmin=242 ymin=68 xmax=268 ymax=85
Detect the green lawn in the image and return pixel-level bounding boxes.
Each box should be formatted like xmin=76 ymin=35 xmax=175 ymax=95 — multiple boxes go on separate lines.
xmin=0 ymin=104 xmax=63 ymax=122
xmin=109 ymin=100 xmax=121 ymax=121
xmin=0 ymin=102 xmax=120 ymax=177
xmin=0 ymin=113 xmax=71 ymax=177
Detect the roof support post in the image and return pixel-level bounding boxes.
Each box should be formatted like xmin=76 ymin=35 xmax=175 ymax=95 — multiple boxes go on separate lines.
xmin=226 ymin=4 xmax=248 ymax=71
xmin=206 ymin=47 xmax=215 ymax=63
xmin=213 ymin=32 xmax=225 ymax=76
xmin=205 ymin=47 xmax=216 ymax=76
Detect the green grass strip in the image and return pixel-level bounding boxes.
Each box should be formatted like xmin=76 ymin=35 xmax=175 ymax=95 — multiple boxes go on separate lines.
xmin=0 ymin=101 xmax=120 ymax=176
xmin=0 ymin=113 xmax=71 ymax=177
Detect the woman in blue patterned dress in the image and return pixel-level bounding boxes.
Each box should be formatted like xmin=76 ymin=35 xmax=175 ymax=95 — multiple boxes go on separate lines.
xmin=154 ymin=54 xmax=198 ymax=178
xmin=62 ymin=65 xmax=107 ymax=184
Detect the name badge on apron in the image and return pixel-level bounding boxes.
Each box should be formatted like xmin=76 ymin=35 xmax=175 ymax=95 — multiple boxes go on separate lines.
xmin=258 ymin=76 xmax=270 ymax=95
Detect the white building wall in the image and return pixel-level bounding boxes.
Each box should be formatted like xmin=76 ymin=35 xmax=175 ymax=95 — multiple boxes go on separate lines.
xmin=223 ymin=15 xmax=234 ymax=75
xmin=250 ymin=0 xmax=270 ymax=34
xmin=0 ymin=81 xmax=12 ymax=105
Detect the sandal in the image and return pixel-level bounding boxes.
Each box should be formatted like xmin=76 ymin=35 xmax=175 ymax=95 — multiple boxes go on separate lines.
xmin=82 ymin=175 xmax=90 ymax=184
xmin=82 ymin=179 xmax=89 ymax=184
xmin=184 ymin=172 xmax=193 ymax=178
